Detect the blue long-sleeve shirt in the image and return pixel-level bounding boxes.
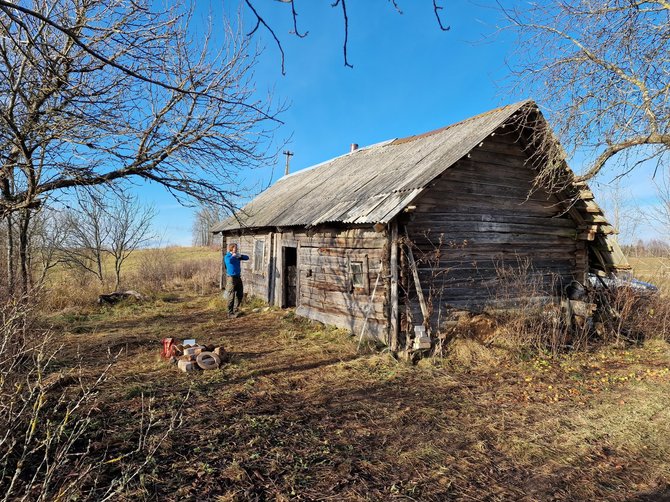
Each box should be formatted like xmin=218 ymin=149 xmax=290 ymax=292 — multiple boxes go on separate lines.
xmin=224 ymin=251 xmax=249 ymax=276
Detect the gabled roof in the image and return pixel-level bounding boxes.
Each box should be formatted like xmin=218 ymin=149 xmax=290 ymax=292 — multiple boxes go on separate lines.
xmin=212 ymin=100 xmax=629 ymax=272
xmin=212 ymin=100 xmax=533 ymax=233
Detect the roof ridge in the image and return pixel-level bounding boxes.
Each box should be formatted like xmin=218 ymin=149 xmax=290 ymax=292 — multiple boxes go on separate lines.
xmin=390 ymin=99 xmax=533 ymax=146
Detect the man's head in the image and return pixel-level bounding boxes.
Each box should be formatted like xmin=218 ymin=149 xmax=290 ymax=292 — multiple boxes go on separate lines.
xmin=227 ymin=243 xmax=238 ymax=253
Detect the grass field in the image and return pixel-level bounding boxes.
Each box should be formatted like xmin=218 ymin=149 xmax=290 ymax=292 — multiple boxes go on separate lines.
xmin=629 ymin=256 xmax=670 ymax=291
xmin=45 ymin=289 xmax=670 ymax=501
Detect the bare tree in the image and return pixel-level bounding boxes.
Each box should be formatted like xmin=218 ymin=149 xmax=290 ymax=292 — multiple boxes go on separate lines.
xmin=60 ymin=193 xmax=155 ymax=290
xmin=502 ymin=1 xmax=670 ymax=187
xmin=598 ymin=179 xmax=642 ymax=246
xmin=192 ymin=203 xmax=226 ymax=247
xmin=644 ymin=172 xmax=670 ymax=245
xmin=63 ymin=194 xmax=110 ymax=285
xmin=107 ymin=196 xmax=155 ymax=291
xmin=0 ymin=0 xmax=282 ymax=293
xmin=28 ymin=206 xmax=70 ymax=287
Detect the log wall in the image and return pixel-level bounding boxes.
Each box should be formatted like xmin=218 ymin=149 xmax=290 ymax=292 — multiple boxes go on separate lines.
xmin=225 ymin=227 xmax=390 ymax=342
xmin=403 ymin=131 xmax=587 ymax=327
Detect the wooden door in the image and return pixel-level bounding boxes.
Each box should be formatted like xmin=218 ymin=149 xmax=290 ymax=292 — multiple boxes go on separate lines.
xmin=283 ymin=246 xmax=298 ymax=308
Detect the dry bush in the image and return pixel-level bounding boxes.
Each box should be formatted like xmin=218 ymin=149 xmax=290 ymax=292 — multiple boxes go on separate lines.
xmin=0 ymin=295 xmax=183 ymax=500
xmin=482 ymin=260 xmax=569 ymax=356
xmin=40 ymin=268 xmax=105 ymax=310
xmin=132 ymin=248 xmax=176 ymax=293
xmin=596 ymin=286 xmax=670 ymax=344
xmin=171 ymin=257 xmax=220 ymax=294
xmin=442 ymin=259 xmax=670 ymax=359
xmin=130 ymin=251 xmax=219 ymax=295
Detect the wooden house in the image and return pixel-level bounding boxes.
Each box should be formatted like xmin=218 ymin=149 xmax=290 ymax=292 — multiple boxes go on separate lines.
xmin=211 ymin=101 xmax=629 ymax=349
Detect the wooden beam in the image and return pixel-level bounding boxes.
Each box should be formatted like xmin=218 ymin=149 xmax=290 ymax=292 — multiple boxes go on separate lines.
xmin=404 ymin=227 xmax=431 ymax=336
xmin=219 ymin=234 xmax=225 ymax=290
xmin=390 ymin=221 xmax=399 ymax=351
xmin=358 ymin=261 xmax=383 ymax=350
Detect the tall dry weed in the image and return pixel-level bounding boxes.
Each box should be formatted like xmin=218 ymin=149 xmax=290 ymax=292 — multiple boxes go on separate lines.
xmin=0 ymin=295 xmax=184 ymax=500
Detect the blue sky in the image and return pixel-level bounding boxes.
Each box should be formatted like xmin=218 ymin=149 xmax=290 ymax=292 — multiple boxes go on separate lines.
xmin=144 ymin=1 xmax=659 ymax=246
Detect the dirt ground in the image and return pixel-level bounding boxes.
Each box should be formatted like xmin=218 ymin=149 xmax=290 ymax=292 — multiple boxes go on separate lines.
xmin=50 ymin=293 xmax=670 ymax=501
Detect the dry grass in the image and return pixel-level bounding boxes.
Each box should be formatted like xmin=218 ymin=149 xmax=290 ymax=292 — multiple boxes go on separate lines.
xmin=629 ymin=256 xmax=670 ymax=292
xmin=37 ymin=292 xmax=670 ymax=501
xmin=41 ymin=246 xmax=220 ymax=310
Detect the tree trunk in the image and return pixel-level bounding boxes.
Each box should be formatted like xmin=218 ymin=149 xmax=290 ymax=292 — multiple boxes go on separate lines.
xmin=6 ymin=214 xmax=15 ymax=296
xmin=18 ymin=209 xmax=31 ymax=294
xmin=114 ymin=259 xmax=121 ymax=292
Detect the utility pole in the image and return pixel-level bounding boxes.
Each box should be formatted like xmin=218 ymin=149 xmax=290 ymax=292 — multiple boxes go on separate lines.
xmin=283 ymin=150 xmax=294 ymax=176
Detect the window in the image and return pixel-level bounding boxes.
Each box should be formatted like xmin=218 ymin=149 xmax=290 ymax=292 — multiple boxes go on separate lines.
xmin=254 ymin=240 xmax=265 ymax=273
xmin=350 ymin=261 xmax=365 ymax=288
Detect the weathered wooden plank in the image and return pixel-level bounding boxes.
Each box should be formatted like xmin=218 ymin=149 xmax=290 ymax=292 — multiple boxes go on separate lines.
xmin=389 ymin=221 xmax=399 ymax=351
xmin=404 ymin=229 xmax=431 ymax=335
xmin=467 ymin=147 xmax=538 ymax=169
xmin=475 ymin=139 xmax=529 ymax=157
xmin=299 ymin=286 xmax=386 ymax=305
xmin=406 ymin=248 xmax=577 ymax=261
xmin=299 ymin=297 xmax=387 ymax=321
xmin=407 ymin=238 xmax=577 ymax=250
xmin=298 ymin=236 xmax=387 ymax=249
xmin=415 ymin=200 xmax=561 ymax=217
xmin=410 ymin=213 xmax=575 ymax=228
xmin=425 ymin=182 xmax=557 ymax=203
xmin=295 ymin=306 xmax=387 ymax=342
xmin=301 ymin=246 xmax=384 ymax=257
xmin=300 ymin=268 xmax=385 ymax=283
xmin=433 ymin=168 xmax=542 ymax=192
xmin=409 ymin=221 xmax=578 ymax=238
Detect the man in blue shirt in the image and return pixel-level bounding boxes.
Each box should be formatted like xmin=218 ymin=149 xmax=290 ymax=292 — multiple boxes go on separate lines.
xmin=224 ymin=243 xmax=249 ymax=317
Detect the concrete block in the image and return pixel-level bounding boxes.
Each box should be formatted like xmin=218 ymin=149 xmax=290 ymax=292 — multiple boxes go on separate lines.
xmin=178 ymin=360 xmax=197 ymax=372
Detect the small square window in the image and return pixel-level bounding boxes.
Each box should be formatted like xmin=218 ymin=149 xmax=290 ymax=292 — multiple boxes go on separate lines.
xmin=350 ymin=261 xmax=364 ymax=288
xmin=254 ymin=240 xmax=264 ymax=273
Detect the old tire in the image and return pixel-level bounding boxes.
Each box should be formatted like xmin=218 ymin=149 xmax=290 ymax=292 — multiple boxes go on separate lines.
xmin=196 ymin=351 xmax=221 ymax=370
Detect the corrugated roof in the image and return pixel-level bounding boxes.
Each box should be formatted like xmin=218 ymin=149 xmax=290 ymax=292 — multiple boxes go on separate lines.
xmin=212 ymin=100 xmax=533 ymax=233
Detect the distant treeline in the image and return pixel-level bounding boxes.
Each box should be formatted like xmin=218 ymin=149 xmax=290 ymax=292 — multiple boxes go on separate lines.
xmin=622 ymin=239 xmax=670 ymax=258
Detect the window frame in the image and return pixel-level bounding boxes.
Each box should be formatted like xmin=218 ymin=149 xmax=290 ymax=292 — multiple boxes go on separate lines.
xmin=253 ymin=239 xmax=265 ymax=274
xmin=347 ymin=254 xmax=370 ymax=294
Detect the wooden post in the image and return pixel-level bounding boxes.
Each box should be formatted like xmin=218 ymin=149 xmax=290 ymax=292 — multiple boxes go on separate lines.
xmin=404 ymin=227 xmax=431 ymax=336
xmin=274 ymin=233 xmax=282 ymax=307
xmin=389 ymin=221 xmax=399 ymax=351
xmin=267 ymin=232 xmax=274 ymax=304
xmin=219 ymin=234 xmax=225 ymax=290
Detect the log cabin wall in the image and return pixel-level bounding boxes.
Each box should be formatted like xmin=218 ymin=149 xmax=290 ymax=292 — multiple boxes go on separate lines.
xmin=225 ymin=226 xmax=390 ymax=342
xmin=401 ymin=131 xmax=587 ymax=328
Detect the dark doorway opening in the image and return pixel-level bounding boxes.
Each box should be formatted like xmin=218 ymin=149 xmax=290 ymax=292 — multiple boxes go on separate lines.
xmin=283 ymin=246 xmax=298 ymax=308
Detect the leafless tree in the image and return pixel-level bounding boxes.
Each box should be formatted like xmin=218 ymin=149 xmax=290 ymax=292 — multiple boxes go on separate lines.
xmin=598 ymin=179 xmax=642 ymax=246
xmin=107 ymin=196 xmax=155 ymax=291
xmin=192 ymin=203 xmax=226 ymax=247
xmin=29 ymin=206 xmax=70 ymax=286
xmin=644 ymin=172 xmax=670 ymax=245
xmin=63 ymin=194 xmax=110 ymax=285
xmin=61 ymin=193 xmax=155 ymax=290
xmin=502 ymin=1 xmax=670 ymax=188
xmin=0 ymin=0 xmax=283 ymax=294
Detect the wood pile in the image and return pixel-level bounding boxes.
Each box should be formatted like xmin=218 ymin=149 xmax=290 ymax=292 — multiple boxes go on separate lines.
xmin=164 ymin=340 xmax=227 ymax=372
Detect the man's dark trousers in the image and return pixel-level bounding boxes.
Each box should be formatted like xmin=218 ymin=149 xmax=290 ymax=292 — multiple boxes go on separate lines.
xmin=226 ymin=275 xmax=243 ymax=314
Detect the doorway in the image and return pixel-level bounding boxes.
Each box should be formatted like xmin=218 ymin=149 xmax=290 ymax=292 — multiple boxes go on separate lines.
xmin=282 ymin=246 xmax=298 ymax=308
